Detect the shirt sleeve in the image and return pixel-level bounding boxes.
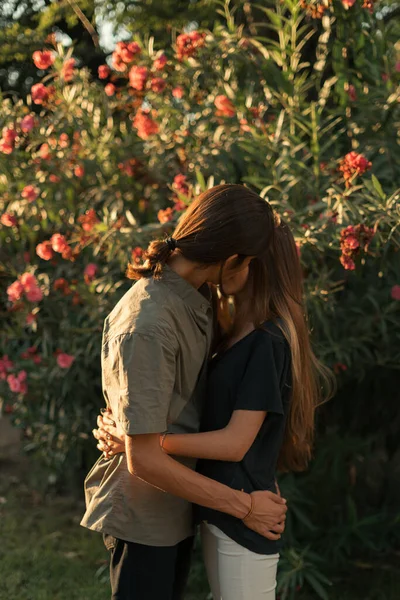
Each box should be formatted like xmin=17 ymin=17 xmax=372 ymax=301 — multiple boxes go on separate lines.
xmin=234 ymin=332 xmax=286 ymax=415
xmin=115 ymin=331 xmax=177 ymax=435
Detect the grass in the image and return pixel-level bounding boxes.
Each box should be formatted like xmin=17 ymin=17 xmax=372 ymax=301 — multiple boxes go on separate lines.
xmin=1 ymin=456 xmax=399 ymax=600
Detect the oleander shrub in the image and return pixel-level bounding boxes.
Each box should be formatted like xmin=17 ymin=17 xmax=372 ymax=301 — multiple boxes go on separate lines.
xmin=0 ymin=1 xmax=399 ymax=597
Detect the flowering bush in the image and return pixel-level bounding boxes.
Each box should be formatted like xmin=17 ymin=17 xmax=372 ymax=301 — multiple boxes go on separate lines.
xmin=0 ymin=1 xmax=399 ymax=596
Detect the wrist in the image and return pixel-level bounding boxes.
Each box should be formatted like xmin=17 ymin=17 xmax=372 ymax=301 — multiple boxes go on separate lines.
xmin=230 ymin=489 xmax=252 ymax=520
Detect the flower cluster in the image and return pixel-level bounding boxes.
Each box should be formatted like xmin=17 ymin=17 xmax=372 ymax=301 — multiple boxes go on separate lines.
xmin=339 ymin=224 xmax=374 ymax=270
xmin=133 ymin=109 xmax=159 ymax=139
xmin=32 ymin=50 xmax=54 ymax=70
xmin=214 ymin=95 xmax=236 ymax=118
xmin=338 ymin=152 xmax=372 ymax=186
xmin=299 ymin=0 xmax=332 ymax=19
xmin=112 ymin=41 xmax=141 ymax=72
xmin=7 ymin=370 xmax=28 ymax=394
xmin=0 ymin=127 xmax=17 ymax=154
xmin=31 ymin=82 xmax=55 ymax=105
xmin=7 ymin=273 xmax=43 ymax=303
xmin=176 ymin=31 xmax=206 ymax=61
xmin=36 ymin=233 xmax=72 ymax=262
xmin=20 ymin=346 xmax=41 ymax=365
xmin=78 ymin=208 xmax=100 ymax=232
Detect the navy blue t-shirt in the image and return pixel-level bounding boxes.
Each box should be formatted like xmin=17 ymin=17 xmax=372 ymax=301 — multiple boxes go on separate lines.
xmin=195 ymin=321 xmax=292 ymax=555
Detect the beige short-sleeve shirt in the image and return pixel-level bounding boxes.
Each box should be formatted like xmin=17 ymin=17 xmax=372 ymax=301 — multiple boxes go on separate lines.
xmin=80 ymin=266 xmax=213 ymax=546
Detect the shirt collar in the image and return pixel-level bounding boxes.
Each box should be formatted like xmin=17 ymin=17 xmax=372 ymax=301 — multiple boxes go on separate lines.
xmin=159 ymin=264 xmax=212 ymax=315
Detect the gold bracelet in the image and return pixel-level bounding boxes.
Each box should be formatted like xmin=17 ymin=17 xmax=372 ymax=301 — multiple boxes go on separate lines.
xmin=242 ymin=494 xmax=254 ymax=521
xmin=160 ymin=432 xmax=168 ymax=450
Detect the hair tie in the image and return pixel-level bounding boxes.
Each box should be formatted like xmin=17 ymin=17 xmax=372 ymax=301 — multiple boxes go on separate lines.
xmin=165 ymin=236 xmax=177 ymax=251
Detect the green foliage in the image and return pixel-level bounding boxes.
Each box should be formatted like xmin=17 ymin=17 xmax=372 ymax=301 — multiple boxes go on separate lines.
xmin=0 ymin=1 xmax=399 ymax=597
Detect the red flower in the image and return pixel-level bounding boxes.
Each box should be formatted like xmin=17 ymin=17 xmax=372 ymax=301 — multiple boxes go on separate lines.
xmin=150 ymin=77 xmax=166 ymax=93
xmin=339 ymin=224 xmax=374 ymax=270
xmin=98 ymin=64 xmax=110 ymax=79
xmin=57 ymin=353 xmax=75 ymax=369
xmin=129 ymin=66 xmax=148 ymax=90
xmin=20 ymin=115 xmax=35 ymax=132
xmin=173 ymin=174 xmax=189 ymax=195
xmin=26 ymin=313 xmax=36 ymax=325
xmin=338 ymin=152 xmax=372 ymax=186
xmin=391 ymin=285 xmax=400 ymax=301
xmin=133 ymin=109 xmax=159 ymax=139
xmin=61 ymin=58 xmax=76 ymax=82
xmin=347 ymin=84 xmax=357 ymax=101
xmin=49 ymin=174 xmax=61 ymax=183
xmin=131 ymin=247 xmax=143 ymax=264
xmin=0 ymin=140 xmax=14 ymax=154
xmin=36 ymin=241 xmax=54 ymax=261
xmin=74 ymin=164 xmax=85 ymax=178
xmin=342 ymin=0 xmax=356 ymax=7
xmin=153 ymin=53 xmax=167 ymax=70
xmin=33 ymin=50 xmax=54 ymax=70
xmin=53 ymin=278 xmax=72 ymax=295
xmin=214 ymin=95 xmax=236 ymax=117
xmin=334 ymin=362 xmax=348 ymax=374
xmin=1 ymin=213 xmax=17 ymax=227
xmin=31 ymin=83 xmax=51 ymax=105
xmin=78 ymin=208 xmax=99 ymax=232
xmin=84 ymin=263 xmax=98 ymax=283
xmin=118 ymin=158 xmax=139 ymax=177
xmin=111 ymin=52 xmax=127 ymax=72
xmin=158 ymin=207 xmax=174 ymax=224
xmin=22 ymin=185 xmax=40 ymax=202
xmin=172 ymin=86 xmax=184 ymax=99
xmin=105 ymin=83 xmax=116 ymax=96
xmin=115 ymin=41 xmax=141 ymax=63
xmin=340 ymin=255 xmax=355 ymax=270
xmin=51 ymin=233 xmax=68 ymax=253
xmin=3 ymin=128 xmax=17 ymax=143
xmin=176 ymin=31 xmax=206 ymax=61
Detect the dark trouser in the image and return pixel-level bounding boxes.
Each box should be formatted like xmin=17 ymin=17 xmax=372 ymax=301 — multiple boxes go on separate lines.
xmin=103 ymin=534 xmax=194 ymax=600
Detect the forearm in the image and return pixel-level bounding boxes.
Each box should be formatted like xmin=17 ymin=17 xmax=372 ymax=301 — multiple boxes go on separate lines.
xmin=127 ymin=437 xmax=250 ymax=519
xmin=163 ymin=429 xmax=240 ymax=462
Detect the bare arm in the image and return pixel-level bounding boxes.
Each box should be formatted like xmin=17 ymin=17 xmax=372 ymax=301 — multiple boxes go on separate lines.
xmin=126 ymin=432 xmax=287 ymax=540
xmin=162 ymin=410 xmax=267 ymax=462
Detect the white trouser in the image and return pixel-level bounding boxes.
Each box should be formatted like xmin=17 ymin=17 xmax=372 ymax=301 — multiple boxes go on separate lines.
xmin=201 ymin=522 xmax=279 ymax=600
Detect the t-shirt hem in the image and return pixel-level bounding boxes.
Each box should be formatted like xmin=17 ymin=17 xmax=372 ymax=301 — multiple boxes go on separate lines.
xmin=120 ymin=420 xmax=168 ymax=436
xmin=80 ymin=519 xmax=195 ymax=547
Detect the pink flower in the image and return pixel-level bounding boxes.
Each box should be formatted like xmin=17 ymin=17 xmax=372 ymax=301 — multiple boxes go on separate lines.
xmin=7 ymin=280 xmax=24 ymax=302
xmin=25 ymin=287 xmax=43 ymax=302
xmin=345 ymin=235 xmax=359 ymax=250
xmin=61 ymin=57 xmax=76 ymax=82
xmin=214 ymin=95 xmax=236 ymax=117
xmin=173 ymin=174 xmax=189 ymax=195
xmin=129 ymin=66 xmax=148 ymax=90
xmin=51 ymin=233 xmax=68 ymax=253
xmin=150 ymin=77 xmax=166 ymax=93
xmin=0 ymin=355 xmax=14 ymax=380
xmin=131 ymin=246 xmax=143 ymax=264
xmin=0 ymin=140 xmax=14 ymax=154
xmin=7 ymin=371 xmax=28 ymax=394
xmin=153 ymin=53 xmax=167 ymax=70
xmin=58 ymin=133 xmax=69 ymax=148
xmin=39 ymin=143 xmax=51 ymax=160
xmin=342 ymin=0 xmax=356 ymax=6
xmin=20 ymin=272 xmax=37 ymax=291
xmin=57 ymin=353 xmax=75 ymax=369
xmin=78 ymin=208 xmax=99 ymax=232
xmin=84 ymin=263 xmax=98 ymax=283
xmin=32 ymin=50 xmax=54 ymax=70
xmin=172 ymin=86 xmax=184 ymax=99
xmin=36 ymin=241 xmax=54 ymax=261
xmin=74 ymin=164 xmax=85 ymax=178
xmin=1 ymin=214 xmax=17 ymax=227
xmin=31 ymin=83 xmax=50 ymax=105
xmin=21 ymin=185 xmax=40 ymax=202
xmin=26 ymin=312 xmax=37 ymax=325
xmin=98 ymin=64 xmax=110 ymax=79
xmin=49 ymin=174 xmax=61 ymax=183
xmin=347 ymin=84 xmax=357 ymax=101
xmin=111 ymin=53 xmax=127 ymax=72
xmin=20 ymin=115 xmax=35 ymax=133
xmin=133 ymin=109 xmax=159 ymax=139
xmin=391 ymin=285 xmax=400 ymax=301
xmin=339 ymin=152 xmax=372 ymax=186
xmin=176 ymin=31 xmax=206 ymax=61
xmin=3 ymin=128 xmax=17 ymax=143
xmin=340 ymin=255 xmax=356 ymax=270
xmin=105 ymin=83 xmax=116 ymax=96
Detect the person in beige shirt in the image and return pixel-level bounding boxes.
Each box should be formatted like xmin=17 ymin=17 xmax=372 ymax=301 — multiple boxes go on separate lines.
xmin=81 ymin=184 xmax=287 ymax=600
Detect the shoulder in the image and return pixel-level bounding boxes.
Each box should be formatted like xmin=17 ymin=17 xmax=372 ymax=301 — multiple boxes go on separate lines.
xmin=255 ymin=320 xmax=286 ymax=347
xmin=251 ymin=321 xmax=290 ymax=368
xmin=103 ymin=277 xmax=179 ymax=347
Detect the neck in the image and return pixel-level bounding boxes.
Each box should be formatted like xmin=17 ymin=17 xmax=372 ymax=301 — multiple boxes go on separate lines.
xmin=166 ymin=253 xmax=208 ymax=290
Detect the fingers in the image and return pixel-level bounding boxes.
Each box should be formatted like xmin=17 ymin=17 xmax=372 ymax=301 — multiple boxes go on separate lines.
xmin=271 ymin=522 xmax=284 ymax=534
xmin=266 ymin=491 xmax=287 ymax=504
xmin=96 ymin=414 xmax=116 ymax=429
